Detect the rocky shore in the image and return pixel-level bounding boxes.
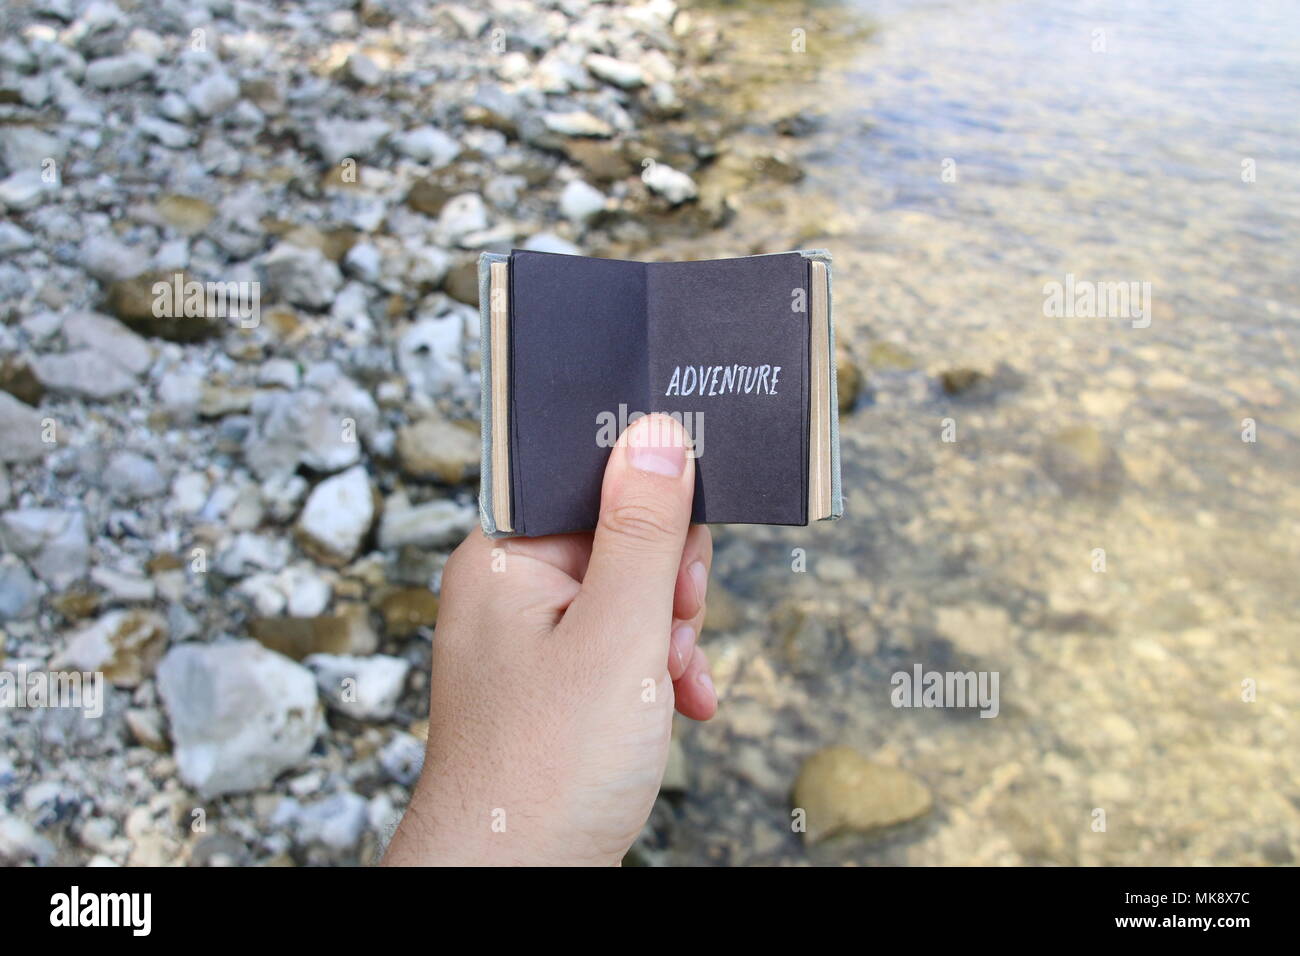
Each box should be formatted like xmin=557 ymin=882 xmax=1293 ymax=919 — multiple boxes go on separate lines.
xmin=0 ymin=0 xmax=812 ymax=867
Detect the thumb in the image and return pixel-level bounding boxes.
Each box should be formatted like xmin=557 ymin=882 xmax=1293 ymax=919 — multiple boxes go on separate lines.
xmin=566 ymin=413 xmax=695 ymax=651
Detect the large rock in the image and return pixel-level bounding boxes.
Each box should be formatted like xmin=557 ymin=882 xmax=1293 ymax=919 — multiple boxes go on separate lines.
xmin=62 ymin=312 xmax=153 ymax=375
xmin=793 ymin=747 xmax=932 ymax=843
xmin=0 ymin=392 xmax=48 ymax=463
xmin=0 ymin=559 xmax=40 ymax=620
xmin=103 ymin=450 xmax=166 ymax=501
xmin=305 ymin=653 xmax=410 ymax=721
xmin=31 ymin=350 xmax=137 ymax=399
xmin=378 ymin=498 xmax=476 ymax=550
xmin=395 ymin=417 xmax=479 ymax=484
xmin=156 ymin=641 xmax=324 ymax=798
xmin=295 ymin=465 xmax=376 ymax=566
xmin=55 ymin=609 xmax=168 ymax=687
xmin=264 ymin=241 xmax=343 ymax=310
xmin=0 ymin=508 xmax=89 ymax=589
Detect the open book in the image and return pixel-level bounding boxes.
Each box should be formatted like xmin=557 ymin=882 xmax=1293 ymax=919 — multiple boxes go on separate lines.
xmin=477 ymin=249 xmax=843 ymax=537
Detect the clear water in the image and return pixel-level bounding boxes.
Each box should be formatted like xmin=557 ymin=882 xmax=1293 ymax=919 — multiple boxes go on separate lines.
xmin=647 ymin=0 xmax=1300 ymax=865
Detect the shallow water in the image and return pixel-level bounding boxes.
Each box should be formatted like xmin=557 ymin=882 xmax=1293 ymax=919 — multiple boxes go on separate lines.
xmin=646 ymin=0 xmax=1300 ymax=865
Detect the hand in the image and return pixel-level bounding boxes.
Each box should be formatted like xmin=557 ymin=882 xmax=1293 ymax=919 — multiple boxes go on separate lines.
xmin=384 ymin=413 xmax=717 ymax=866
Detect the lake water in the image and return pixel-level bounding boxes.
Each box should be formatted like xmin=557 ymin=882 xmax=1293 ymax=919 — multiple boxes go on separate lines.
xmin=644 ymin=0 xmax=1300 ymax=865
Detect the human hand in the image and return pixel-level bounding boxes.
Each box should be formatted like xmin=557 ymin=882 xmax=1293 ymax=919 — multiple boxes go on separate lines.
xmin=383 ymin=413 xmax=717 ymax=866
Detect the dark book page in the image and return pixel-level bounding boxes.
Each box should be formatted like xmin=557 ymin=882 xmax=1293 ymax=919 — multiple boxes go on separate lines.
xmin=646 ymin=253 xmax=809 ymax=526
xmin=508 ymin=250 xmax=648 ymax=536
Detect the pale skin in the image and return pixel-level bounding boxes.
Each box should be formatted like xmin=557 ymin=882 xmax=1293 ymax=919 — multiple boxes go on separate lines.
xmin=383 ymin=413 xmax=717 ymax=866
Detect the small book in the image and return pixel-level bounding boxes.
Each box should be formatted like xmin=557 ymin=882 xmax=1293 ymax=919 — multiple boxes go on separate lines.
xmin=477 ymin=249 xmax=843 ymax=538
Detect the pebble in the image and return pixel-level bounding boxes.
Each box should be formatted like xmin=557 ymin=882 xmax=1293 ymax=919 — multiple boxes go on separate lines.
xmin=0 ymin=392 xmax=49 ymax=463
xmin=263 ymin=241 xmax=343 ymax=311
xmin=793 ymin=747 xmax=932 ymax=843
xmin=305 ymin=653 xmax=411 ymax=721
xmin=31 ymin=350 xmax=138 ymax=399
xmin=187 ymin=71 xmax=240 ymax=118
xmin=395 ymin=417 xmax=480 ymax=484
xmin=103 ymin=450 xmax=166 ymax=501
xmin=55 ymin=609 xmax=168 ymax=687
xmin=156 ymin=641 xmax=324 ymax=798
xmin=560 ymin=179 xmax=607 ymax=223
xmin=0 ymin=559 xmax=41 ymax=621
xmin=0 ymin=508 xmax=89 ymax=589
xmin=378 ymin=497 xmax=476 ymax=550
xmin=642 ymin=162 xmax=698 ymax=204
xmin=83 ymin=52 xmax=154 ymax=89
xmin=295 ymin=465 xmax=375 ymax=566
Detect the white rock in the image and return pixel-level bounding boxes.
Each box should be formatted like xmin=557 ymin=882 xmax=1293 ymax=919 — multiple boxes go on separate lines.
xmin=79 ymin=234 xmax=146 ymax=282
xmin=55 ymin=608 xmax=168 ymax=686
xmin=186 ymin=71 xmax=240 ymax=118
xmin=89 ymin=566 xmax=155 ymax=603
xmin=84 ymin=52 xmax=154 ymax=89
xmin=345 ymin=53 xmax=383 ymax=87
xmin=393 ymin=126 xmax=460 ymax=167
xmin=296 ymin=465 xmax=374 ymax=565
xmin=137 ymin=115 xmax=194 ymax=149
xmin=0 ymin=559 xmax=41 ymax=621
xmin=643 ymin=162 xmax=698 ymax=204
xmin=305 ymin=653 xmax=410 ymax=721
xmin=0 ymin=508 xmax=89 ymax=589
xmin=214 ymin=531 xmax=291 ymax=577
xmin=379 ymin=732 xmax=425 ymax=785
xmin=343 ymin=241 xmax=382 ymax=283
xmin=244 ymin=389 xmax=361 ymax=479
xmin=378 ymin=498 xmax=477 ymax=550
xmin=435 ymin=192 xmax=489 ymax=245
xmin=256 ymin=357 xmax=299 ymax=390
xmin=543 ymin=111 xmax=613 ymax=138
xmin=0 ymin=813 xmax=55 ymax=866
xmin=0 ymin=222 xmax=35 ymax=255
xmin=0 ymin=392 xmax=49 ymax=463
xmin=62 ymin=311 xmax=152 ymax=374
xmin=264 ymin=241 xmax=342 ymax=310
xmin=397 ymin=313 xmax=468 ymax=400
xmin=170 ymin=471 xmax=209 ymax=514
xmin=33 ymin=350 xmax=137 ymax=399
xmin=0 ymin=169 xmax=55 ymax=211
xmin=585 ymin=53 xmax=645 ymax=89
xmin=295 ymin=792 xmax=368 ymax=851
xmin=560 ymin=179 xmax=606 ymax=223
xmin=314 ymin=117 xmax=391 ymax=165
xmin=157 ymin=641 xmax=324 ymax=798
xmin=103 ymin=450 xmax=165 ymax=501
xmin=522 ymin=232 xmax=582 ymax=256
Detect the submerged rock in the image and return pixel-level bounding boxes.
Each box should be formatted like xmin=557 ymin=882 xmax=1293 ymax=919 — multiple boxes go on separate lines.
xmin=793 ymin=747 xmax=932 ymax=843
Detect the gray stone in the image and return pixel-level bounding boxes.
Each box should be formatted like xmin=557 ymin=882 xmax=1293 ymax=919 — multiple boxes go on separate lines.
xmin=379 ymin=732 xmax=425 ymax=785
xmin=186 ymin=71 xmax=240 ymax=118
xmin=62 ymin=312 xmax=152 ymax=375
xmin=103 ymin=450 xmax=166 ymax=501
xmin=32 ymin=350 xmax=138 ymax=399
xmin=0 ymin=559 xmax=41 ymax=620
xmin=84 ymin=52 xmax=154 ymax=89
xmin=392 ymin=126 xmax=459 ymax=167
xmin=294 ymin=792 xmax=368 ymax=851
xmin=643 ymin=162 xmax=698 ymax=204
xmin=264 ymin=241 xmax=342 ymax=310
xmin=295 ymin=465 xmax=375 ymax=566
xmin=156 ymin=641 xmax=324 ymax=798
xmin=0 ymin=392 xmax=48 ymax=463
xmin=378 ymin=498 xmax=476 ymax=550
xmin=0 ymin=508 xmax=89 ymax=589
xmin=560 ymin=179 xmax=606 ymax=223
xmin=305 ymin=653 xmax=410 ymax=721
